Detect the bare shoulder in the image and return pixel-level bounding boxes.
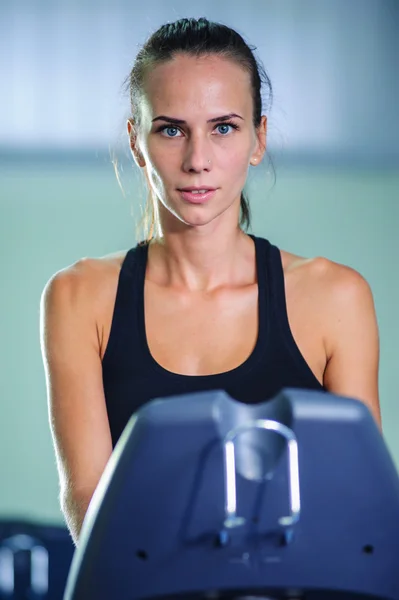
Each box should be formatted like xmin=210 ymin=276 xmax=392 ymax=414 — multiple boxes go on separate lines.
xmin=282 ymin=250 xmax=381 ymax=426
xmin=280 ymin=247 xmax=371 ymax=293
xmin=41 ymin=250 xmax=129 ymax=343
xmin=44 ymin=249 xmax=128 ymax=295
xmin=304 ymin=253 xmax=374 ymax=307
xmin=62 ymin=249 xmax=128 ymax=278
xmin=280 ymin=247 xmax=377 ymax=360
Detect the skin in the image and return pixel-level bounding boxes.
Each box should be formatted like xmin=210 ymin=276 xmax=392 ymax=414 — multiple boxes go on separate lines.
xmin=127 ymin=53 xmax=266 ymax=291
xmin=41 ymin=50 xmax=382 ymax=546
xmin=126 ymin=52 xmax=381 ymax=427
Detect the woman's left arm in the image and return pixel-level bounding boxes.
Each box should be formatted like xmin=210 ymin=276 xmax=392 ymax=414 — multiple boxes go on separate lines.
xmin=322 ymin=262 xmax=382 ymax=430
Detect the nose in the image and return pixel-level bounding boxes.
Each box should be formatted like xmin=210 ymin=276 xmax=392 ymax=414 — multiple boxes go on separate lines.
xmin=182 ymin=134 xmax=212 ymax=173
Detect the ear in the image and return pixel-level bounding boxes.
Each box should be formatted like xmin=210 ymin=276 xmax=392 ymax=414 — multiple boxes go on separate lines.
xmin=127 ymin=119 xmax=146 ymax=168
xmin=250 ymin=115 xmax=267 ymax=166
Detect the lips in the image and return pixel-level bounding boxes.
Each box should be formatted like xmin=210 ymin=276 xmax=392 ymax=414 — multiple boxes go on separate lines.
xmin=178 ymin=187 xmax=216 ymax=192
xmin=178 ymin=189 xmax=217 ymax=204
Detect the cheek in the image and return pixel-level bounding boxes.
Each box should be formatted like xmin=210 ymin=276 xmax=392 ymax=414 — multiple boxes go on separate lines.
xmin=147 ymin=163 xmax=165 ymax=195
xmin=146 ymin=136 xmax=250 ymax=190
xmin=147 ymin=146 xmax=175 ymax=187
xmin=217 ymin=135 xmax=250 ymax=167
xmin=145 ymin=141 xmax=171 ymax=181
xmin=219 ymin=147 xmax=250 ymax=182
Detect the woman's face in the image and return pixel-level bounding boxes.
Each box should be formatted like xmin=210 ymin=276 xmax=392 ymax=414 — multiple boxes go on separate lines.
xmin=128 ymin=53 xmax=266 ymax=231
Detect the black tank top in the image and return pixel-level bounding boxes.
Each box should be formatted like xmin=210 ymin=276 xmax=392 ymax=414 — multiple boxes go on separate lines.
xmin=102 ymin=234 xmax=327 ymax=447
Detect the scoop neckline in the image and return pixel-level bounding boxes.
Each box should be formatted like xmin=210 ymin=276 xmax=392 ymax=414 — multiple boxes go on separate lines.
xmin=137 ymin=234 xmax=268 ymax=381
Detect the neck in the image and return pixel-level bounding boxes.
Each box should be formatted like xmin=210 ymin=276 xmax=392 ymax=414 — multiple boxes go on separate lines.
xmin=146 ymin=227 xmax=254 ymax=292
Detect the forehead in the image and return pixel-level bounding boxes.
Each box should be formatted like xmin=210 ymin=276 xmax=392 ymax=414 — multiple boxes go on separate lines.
xmin=141 ymin=54 xmax=252 ymax=120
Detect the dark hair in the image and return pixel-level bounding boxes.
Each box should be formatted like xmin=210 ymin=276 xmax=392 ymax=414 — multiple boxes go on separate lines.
xmin=123 ymin=17 xmax=273 ymax=242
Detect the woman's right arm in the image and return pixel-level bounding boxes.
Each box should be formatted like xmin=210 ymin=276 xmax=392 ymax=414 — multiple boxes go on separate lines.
xmin=40 ymin=260 xmax=113 ymax=546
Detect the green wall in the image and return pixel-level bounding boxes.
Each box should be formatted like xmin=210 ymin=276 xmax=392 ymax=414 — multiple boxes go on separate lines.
xmin=1 ymin=160 xmax=398 ymax=525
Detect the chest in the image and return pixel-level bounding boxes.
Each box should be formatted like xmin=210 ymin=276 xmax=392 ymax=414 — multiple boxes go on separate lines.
xmin=142 ymin=277 xmax=326 ymax=383
xmin=144 ymin=282 xmax=259 ymax=376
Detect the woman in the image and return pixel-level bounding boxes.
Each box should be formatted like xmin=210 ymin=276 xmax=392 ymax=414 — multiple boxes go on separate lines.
xmin=40 ymin=17 xmax=381 ymax=547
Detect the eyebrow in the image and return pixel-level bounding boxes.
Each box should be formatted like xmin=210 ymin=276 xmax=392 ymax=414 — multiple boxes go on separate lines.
xmin=151 ymin=113 xmax=244 ymax=125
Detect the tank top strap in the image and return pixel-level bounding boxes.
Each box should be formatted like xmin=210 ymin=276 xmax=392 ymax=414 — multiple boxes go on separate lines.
xmin=248 ymin=232 xmax=270 ymax=327
xmin=264 ymin=238 xmax=285 ymax=309
xmin=101 ymin=242 xmax=146 ymax=368
xmin=264 ymin=238 xmax=325 ymax=388
xmin=260 ymin=236 xmax=292 ymax=339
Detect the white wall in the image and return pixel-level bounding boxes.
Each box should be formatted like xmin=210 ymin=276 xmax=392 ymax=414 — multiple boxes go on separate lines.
xmin=1 ymin=0 xmax=398 ymax=164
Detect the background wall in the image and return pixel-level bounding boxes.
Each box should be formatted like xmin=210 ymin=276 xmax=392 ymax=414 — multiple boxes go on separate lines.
xmin=1 ymin=0 xmax=398 ymax=526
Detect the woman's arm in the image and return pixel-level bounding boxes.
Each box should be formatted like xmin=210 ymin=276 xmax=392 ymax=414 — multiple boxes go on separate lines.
xmin=321 ymin=261 xmax=382 ymax=429
xmin=40 ymin=261 xmax=113 ymax=546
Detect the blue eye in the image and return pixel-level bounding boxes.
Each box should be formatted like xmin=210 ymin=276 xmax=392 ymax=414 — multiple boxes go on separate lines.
xmin=215 ymin=122 xmax=239 ymax=134
xmin=162 ymin=126 xmax=181 ymax=137
xmin=217 ymin=124 xmax=232 ymax=135
xmin=156 ymin=121 xmax=239 ymax=137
